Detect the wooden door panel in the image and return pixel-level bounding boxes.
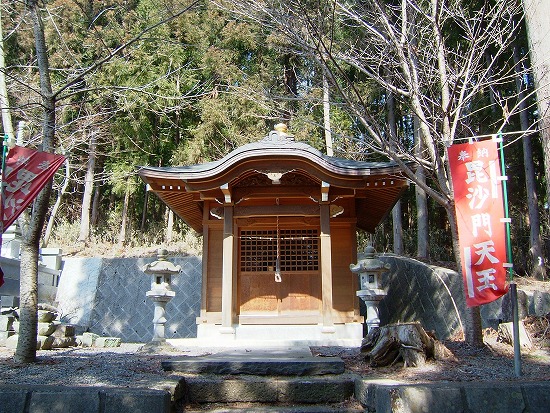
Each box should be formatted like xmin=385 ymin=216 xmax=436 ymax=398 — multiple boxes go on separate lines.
xmin=238 ymin=227 xmax=320 ymax=320
xmin=239 ymin=273 xmax=278 ymax=313
xmin=279 ymin=273 xmax=321 ymax=312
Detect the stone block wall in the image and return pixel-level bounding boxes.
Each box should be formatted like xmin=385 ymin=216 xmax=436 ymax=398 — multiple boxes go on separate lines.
xmin=56 ymin=255 xmax=202 ymax=343
xmin=378 ymin=255 xmax=466 ymax=340
xmin=377 ymin=254 xmax=550 ymax=340
xmin=53 ymin=252 xmax=549 ymax=344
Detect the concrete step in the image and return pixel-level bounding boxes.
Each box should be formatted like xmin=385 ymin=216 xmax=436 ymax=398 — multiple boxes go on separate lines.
xmin=162 ymin=355 xmax=345 ymax=376
xmin=183 ymin=375 xmax=356 ymax=404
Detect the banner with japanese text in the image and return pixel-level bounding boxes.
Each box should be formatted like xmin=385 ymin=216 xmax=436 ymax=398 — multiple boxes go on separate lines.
xmin=1 ymin=145 xmax=66 ymax=233
xmin=448 ymin=139 xmax=509 ymax=307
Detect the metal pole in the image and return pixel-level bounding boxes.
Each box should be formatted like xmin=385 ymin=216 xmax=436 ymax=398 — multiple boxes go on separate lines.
xmin=1 ymin=134 xmax=8 ymax=234
xmin=497 ymin=132 xmax=521 ymax=377
xmin=510 ymin=283 xmax=522 ymax=377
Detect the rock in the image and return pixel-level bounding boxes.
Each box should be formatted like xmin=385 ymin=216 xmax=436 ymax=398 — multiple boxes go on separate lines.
xmin=11 ymin=320 xmax=55 ymax=335
xmin=37 ymin=310 xmax=57 ymax=323
xmin=5 ymin=334 xmax=18 ymax=350
xmin=80 ymin=332 xmax=100 ymax=347
xmin=38 ymin=335 xmax=55 ymax=350
xmin=51 ymin=323 xmax=75 ymax=338
xmin=95 ymin=337 xmax=121 ymax=348
xmin=37 ymin=322 xmax=56 ymax=336
xmin=0 ymin=315 xmax=14 ymax=331
xmin=532 ymin=290 xmax=550 ymax=317
xmin=502 ymin=290 xmax=529 ymax=322
xmin=50 ymin=336 xmax=77 ymax=349
xmin=4 ymin=334 xmax=56 ymax=350
xmin=37 ymin=303 xmax=59 ymax=312
xmin=0 ymin=330 xmax=15 ymax=340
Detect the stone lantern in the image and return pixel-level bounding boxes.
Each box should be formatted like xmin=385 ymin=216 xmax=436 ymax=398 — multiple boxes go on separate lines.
xmin=349 ymin=244 xmax=391 ymax=332
xmin=141 ymin=249 xmax=181 ymax=350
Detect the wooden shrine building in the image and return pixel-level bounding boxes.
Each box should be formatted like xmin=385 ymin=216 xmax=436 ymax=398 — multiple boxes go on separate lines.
xmin=138 ymin=125 xmax=408 ymax=343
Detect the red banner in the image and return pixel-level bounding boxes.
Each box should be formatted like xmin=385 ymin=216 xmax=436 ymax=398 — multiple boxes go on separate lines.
xmin=1 ymin=145 xmax=66 ymax=233
xmin=448 ymin=139 xmax=509 ymax=307
xmin=0 ymin=146 xmax=65 ymax=286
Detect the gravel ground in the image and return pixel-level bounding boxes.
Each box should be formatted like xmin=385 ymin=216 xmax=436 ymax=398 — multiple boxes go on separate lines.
xmin=1 ymin=334 xmax=549 ymax=390
xmin=0 ymin=344 xmax=181 ymax=389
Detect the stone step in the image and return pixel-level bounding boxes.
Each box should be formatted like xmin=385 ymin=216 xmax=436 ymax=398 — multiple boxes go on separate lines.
xmin=183 ymin=403 xmax=364 ymax=412
xmin=182 ymin=375 xmax=356 ymax=404
xmin=162 ymin=355 xmax=345 ymax=376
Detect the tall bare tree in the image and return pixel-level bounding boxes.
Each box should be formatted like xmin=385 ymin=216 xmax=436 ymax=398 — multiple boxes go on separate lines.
xmin=221 ymin=0 xmax=526 ymax=345
xmin=387 ymin=89 xmax=403 ymax=255
xmin=16 ymin=0 xmax=57 ymax=363
xmin=513 ymin=42 xmax=546 ymax=279
xmin=0 ymin=0 xmax=14 ymax=142
xmin=522 ymin=0 xmax=550 ymax=217
xmin=12 ymin=0 xmax=201 ymax=362
xmin=78 ymin=130 xmax=97 ymax=243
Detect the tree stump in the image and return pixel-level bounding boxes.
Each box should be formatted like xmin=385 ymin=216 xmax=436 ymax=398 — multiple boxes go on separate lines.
xmin=361 ymin=322 xmax=455 ymax=367
xmin=497 ymin=321 xmax=533 ymax=349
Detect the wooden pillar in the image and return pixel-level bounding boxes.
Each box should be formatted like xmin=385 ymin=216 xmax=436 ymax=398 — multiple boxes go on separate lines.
xmin=320 ymin=203 xmax=335 ymax=332
xmin=199 ymin=201 xmax=210 ymax=320
xmin=221 ymin=205 xmax=235 ymax=333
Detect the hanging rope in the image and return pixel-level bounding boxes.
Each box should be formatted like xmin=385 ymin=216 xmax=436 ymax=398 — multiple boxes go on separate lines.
xmin=274 ymin=215 xmax=282 ymax=283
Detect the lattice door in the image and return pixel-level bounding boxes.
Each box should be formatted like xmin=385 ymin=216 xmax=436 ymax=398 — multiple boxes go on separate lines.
xmin=238 ymin=228 xmax=321 ymax=317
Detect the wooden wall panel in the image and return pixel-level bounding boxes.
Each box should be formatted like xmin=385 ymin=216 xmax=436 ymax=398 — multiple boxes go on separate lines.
xmin=331 ymin=223 xmax=358 ymax=314
xmin=206 ymin=226 xmax=223 ymax=312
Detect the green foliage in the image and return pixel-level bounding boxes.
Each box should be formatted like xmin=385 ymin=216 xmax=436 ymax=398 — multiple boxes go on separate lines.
xmin=3 ymin=0 xmax=546 ymax=272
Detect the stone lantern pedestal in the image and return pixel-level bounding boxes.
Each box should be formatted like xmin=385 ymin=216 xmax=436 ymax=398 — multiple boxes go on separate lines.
xmin=350 ymin=244 xmax=391 ymax=333
xmin=139 ymin=249 xmax=181 ymax=353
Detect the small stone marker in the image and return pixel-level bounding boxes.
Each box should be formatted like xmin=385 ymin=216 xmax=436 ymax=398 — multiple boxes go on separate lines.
xmin=79 ymin=332 xmax=100 ymax=347
xmin=95 ymin=337 xmax=121 ymax=348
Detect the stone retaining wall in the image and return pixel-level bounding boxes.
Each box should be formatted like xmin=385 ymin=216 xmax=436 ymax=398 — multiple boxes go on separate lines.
xmin=52 ymin=253 xmax=549 ymax=343
xmin=56 ymin=255 xmax=202 ymax=343
xmin=355 ymin=380 xmax=550 ymax=413
xmin=0 ymin=384 xmax=171 ymax=413
xmin=378 ymin=254 xmax=550 ymax=340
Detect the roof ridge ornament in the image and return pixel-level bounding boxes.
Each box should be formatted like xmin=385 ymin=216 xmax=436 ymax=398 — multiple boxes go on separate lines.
xmin=265 ymin=123 xmax=295 ymax=142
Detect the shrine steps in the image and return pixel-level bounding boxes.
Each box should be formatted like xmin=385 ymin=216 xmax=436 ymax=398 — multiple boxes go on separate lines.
xmin=162 ymin=346 xmax=361 ymax=411
xmin=162 ymin=355 xmax=345 ymax=376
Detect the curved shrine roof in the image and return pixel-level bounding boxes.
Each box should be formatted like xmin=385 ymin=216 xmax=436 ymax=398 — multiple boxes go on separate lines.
xmin=138 ymin=128 xmax=408 ymax=233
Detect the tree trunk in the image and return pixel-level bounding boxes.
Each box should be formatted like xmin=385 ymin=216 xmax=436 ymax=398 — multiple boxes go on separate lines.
xmin=140 ymin=188 xmax=149 ymax=232
xmin=392 ymin=202 xmax=404 ymax=255
xmin=43 ymin=158 xmax=70 ymax=247
xmin=322 ymin=69 xmax=333 ymax=156
xmin=445 ymin=201 xmax=484 ymax=347
xmin=0 ymin=3 xmax=14 ymax=141
xmin=166 ymin=207 xmax=174 ymax=243
xmin=387 ymin=89 xmax=403 ymax=254
xmin=513 ymin=42 xmax=546 ymax=279
xmin=414 ymin=116 xmax=429 ymax=259
xmin=91 ymin=183 xmax=101 ymax=228
xmin=15 ymin=243 xmax=39 ymax=363
xmin=78 ymin=130 xmax=97 ymax=243
xmin=118 ymin=176 xmax=132 ymax=246
xmin=15 ymin=0 xmax=56 ymax=363
xmin=523 ymin=0 xmax=550 ymax=220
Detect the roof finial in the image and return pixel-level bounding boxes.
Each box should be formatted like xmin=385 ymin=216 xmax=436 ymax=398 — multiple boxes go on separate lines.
xmin=274 ymin=123 xmax=288 ymax=134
